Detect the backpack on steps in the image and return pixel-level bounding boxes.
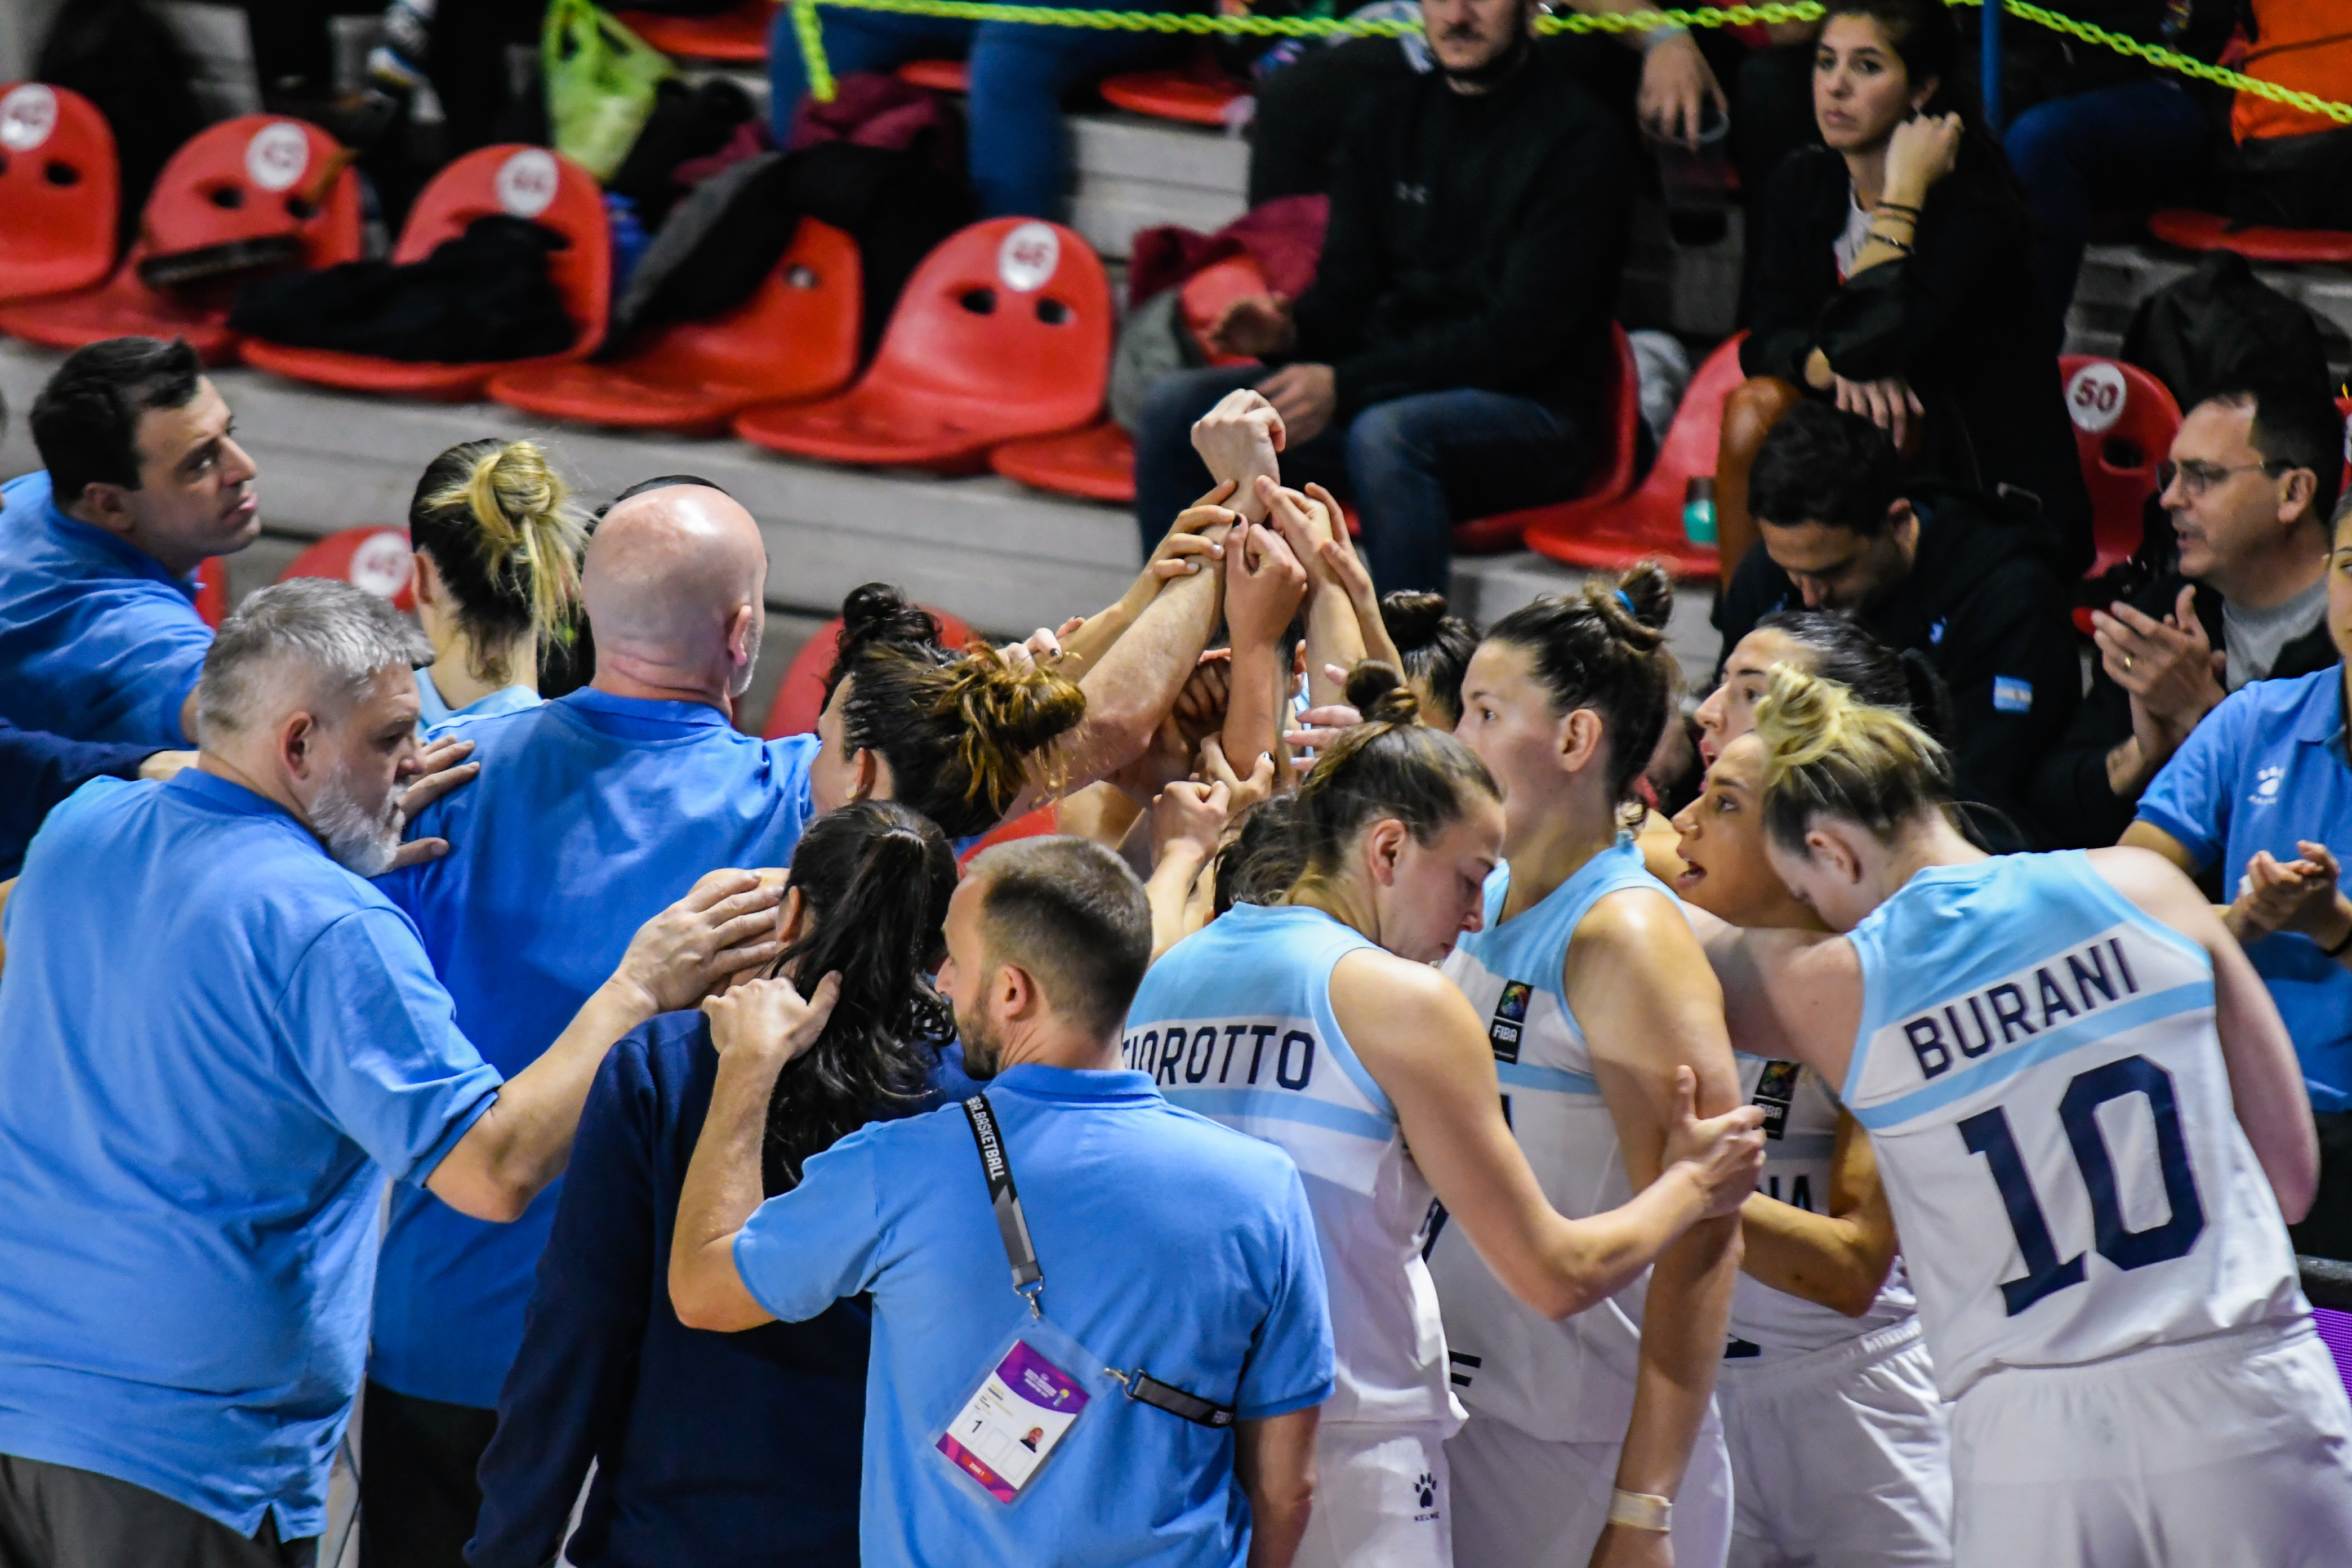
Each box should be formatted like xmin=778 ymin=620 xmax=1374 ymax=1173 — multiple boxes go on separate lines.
xmin=2119 ymin=251 xmax=2336 ymax=411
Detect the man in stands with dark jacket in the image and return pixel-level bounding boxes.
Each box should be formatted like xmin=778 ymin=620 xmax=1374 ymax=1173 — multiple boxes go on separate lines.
xmin=2032 ymin=384 xmax=2344 ymax=848
xmin=1714 ymin=401 xmax=2080 ymax=848
xmin=1129 ymin=0 xmax=1633 ymax=595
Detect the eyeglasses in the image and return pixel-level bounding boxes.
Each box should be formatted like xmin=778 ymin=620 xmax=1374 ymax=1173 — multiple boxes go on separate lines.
xmin=2158 ymin=458 xmax=2294 ymax=500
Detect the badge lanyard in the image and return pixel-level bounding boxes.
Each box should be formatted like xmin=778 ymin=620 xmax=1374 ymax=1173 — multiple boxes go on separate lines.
xmin=935 ymin=1095 xmax=1237 ymax=1507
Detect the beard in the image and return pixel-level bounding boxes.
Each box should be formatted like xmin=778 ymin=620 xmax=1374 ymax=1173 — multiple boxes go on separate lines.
xmin=956 ymin=1001 xmax=1006 ymax=1080
xmin=310 ymin=759 xmax=404 ymax=877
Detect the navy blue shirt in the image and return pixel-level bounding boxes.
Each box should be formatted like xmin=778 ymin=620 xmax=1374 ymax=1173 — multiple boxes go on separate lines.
xmin=0 ymin=715 xmax=159 ymax=877
xmin=0 ymin=470 xmax=215 ymax=746
xmin=469 ymin=1015 xmax=981 ymax=1568
xmin=734 ymin=1065 xmax=1334 ymax=1567
xmin=373 ymin=689 xmax=821 ymax=1407
xmin=0 ymin=771 xmax=499 ymax=1539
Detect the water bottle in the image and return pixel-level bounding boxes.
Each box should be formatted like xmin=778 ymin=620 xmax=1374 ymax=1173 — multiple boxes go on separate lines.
xmin=1683 ymin=476 xmax=1718 ymax=546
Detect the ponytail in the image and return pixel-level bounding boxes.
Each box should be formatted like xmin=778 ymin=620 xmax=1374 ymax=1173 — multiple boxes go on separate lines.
xmin=1290 ymin=661 xmax=1498 ymax=885
xmin=1752 ymin=664 xmax=1954 ymax=857
xmin=760 ymin=801 xmax=959 ymax=1193
xmin=1482 ymin=560 xmax=1679 ymax=810
xmin=409 ymin=439 xmax=589 ymax=683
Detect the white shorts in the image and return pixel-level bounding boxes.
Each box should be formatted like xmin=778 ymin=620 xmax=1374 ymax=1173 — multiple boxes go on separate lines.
xmin=1445 ymin=1402 xmax=1733 ymax=1568
xmin=1952 ymin=1317 xmax=2352 ymax=1568
xmin=1718 ymin=1317 xmax=1953 ymax=1568
xmin=1293 ymin=1421 xmax=1454 ymax=1568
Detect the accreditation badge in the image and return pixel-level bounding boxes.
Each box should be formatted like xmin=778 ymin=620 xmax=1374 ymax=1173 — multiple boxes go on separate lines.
xmin=934 ymin=1316 xmax=1105 ymax=1505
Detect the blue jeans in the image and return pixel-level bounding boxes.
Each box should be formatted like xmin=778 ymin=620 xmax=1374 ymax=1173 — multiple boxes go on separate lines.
xmin=768 ymin=4 xmax=1173 ymax=219
xmin=1133 ymin=364 xmax=1592 ymax=596
xmin=2004 ymin=78 xmax=2213 ymax=329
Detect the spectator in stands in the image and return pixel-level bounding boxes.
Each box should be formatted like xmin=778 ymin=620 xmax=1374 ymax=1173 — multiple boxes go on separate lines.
xmin=2124 ymin=495 xmax=2352 ymax=1260
xmin=0 ymin=580 xmax=778 ymax=1566
xmin=1713 ymin=401 xmax=2079 ymax=849
xmin=765 ymin=0 xmax=1171 ymax=220
xmin=1720 ymin=0 xmax=2092 ymax=582
xmin=470 ymin=801 xmax=969 ymax=1568
xmin=407 ymin=439 xmax=590 ymax=729
xmin=669 ymin=837 xmax=1332 ymax=1568
xmin=1989 ymin=0 xmax=2231 ymax=329
xmin=367 ymin=476 xmax=1231 ymax=1565
xmin=2033 ymin=384 xmax=2345 ymax=848
xmin=1132 ymin=0 xmax=1634 ymax=594
xmin=0 ymin=337 xmax=257 ymax=747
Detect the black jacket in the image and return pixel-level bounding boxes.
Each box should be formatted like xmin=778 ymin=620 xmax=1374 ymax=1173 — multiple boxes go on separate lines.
xmin=2029 ymin=573 xmax=2342 ymax=849
xmin=1713 ymin=483 xmax=2082 ymax=850
xmin=1289 ymin=49 xmax=1633 ymax=421
xmin=1743 ymin=142 xmax=2095 ymax=578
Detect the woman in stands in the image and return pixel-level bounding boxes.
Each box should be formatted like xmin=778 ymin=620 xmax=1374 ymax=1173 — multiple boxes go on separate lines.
xmin=406 ymin=439 xmax=590 ymax=729
xmin=1720 ymin=0 xmax=2091 ymax=580
xmin=1669 ymin=702 xmax=1955 ymax=1566
xmin=470 ymin=801 xmax=970 ymax=1568
xmin=1427 ymin=567 xmax=1750 ymax=1568
xmin=1126 ymin=657 xmax=1765 ymax=1568
xmin=1701 ymin=666 xmax=2352 ymax=1567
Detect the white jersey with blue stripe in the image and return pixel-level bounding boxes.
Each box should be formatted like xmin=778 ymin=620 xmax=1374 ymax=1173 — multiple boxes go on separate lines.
xmin=1122 ymin=902 xmax=1458 ymax=1429
xmin=1427 ymin=837 xmax=1668 ymax=1443
xmin=1845 ymin=852 xmax=2304 ymax=1400
xmin=1729 ymin=1054 xmax=1917 ymax=1353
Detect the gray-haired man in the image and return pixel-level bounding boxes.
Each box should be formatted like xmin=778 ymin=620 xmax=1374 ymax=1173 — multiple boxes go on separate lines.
xmin=0 ymin=580 xmax=783 ymax=1567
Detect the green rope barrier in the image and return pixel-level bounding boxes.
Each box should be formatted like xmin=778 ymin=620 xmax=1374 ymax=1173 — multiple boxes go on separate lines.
xmin=785 ymin=0 xmax=2352 ymax=129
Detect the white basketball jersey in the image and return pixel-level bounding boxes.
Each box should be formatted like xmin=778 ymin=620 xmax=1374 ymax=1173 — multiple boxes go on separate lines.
xmin=1428 ymin=839 xmax=1665 ymax=1444
xmin=1845 ymin=852 xmax=2305 ymax=1400
xmin=1729 ymin=1053 xmax=1918 ymax=1353
xmin=1123 ymin=902 xmax=1459 ymax=1429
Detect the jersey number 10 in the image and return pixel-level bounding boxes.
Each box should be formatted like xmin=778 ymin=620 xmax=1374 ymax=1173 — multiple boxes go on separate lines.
xmin=1957 ymin=1054 xmax=2207 ymax=1317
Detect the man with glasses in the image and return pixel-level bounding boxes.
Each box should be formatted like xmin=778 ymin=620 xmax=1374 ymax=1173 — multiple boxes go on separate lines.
xmin=2031 ymin=383 xmax=2345 ymax=849
xmin=1712 ymin=399 xmax=2082 ymax=847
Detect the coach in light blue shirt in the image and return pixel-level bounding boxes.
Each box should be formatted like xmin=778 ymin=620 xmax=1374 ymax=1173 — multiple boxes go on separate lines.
xmin=365 ymin=478 xmax=822 ymax=1561
xmin=673 ymin=839 xmax=1334 ymax=1568
xmin=0 ymin=580 xmax=777 ymax=1565
xmin=0 ymin=336 xmax=260 ymax=746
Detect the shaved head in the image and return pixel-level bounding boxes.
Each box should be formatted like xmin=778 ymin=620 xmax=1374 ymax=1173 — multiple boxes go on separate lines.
xmin=583 ymin=484 xmax=768 ymax=701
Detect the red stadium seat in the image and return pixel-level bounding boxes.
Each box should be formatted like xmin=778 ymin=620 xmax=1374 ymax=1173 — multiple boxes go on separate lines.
xmin=278 ymin=525 xmax=417 ymax=612
xmin=491 ymin=217 xmax=859 ymax=435
xmin=2059 ymin=355 xmax=2182 ymax=581
xmin=991 ymin=421 xmax=1135 ymax=502
xmin=894 ymin=59 xmax=970 ymax=92
xmin=1457 ymin=322 xmax=1640 ymax=555
xmin=736 ymin=218 xmax=1111 ymax=472
xmin=1099 ymin=66 xmax=1246 ymax=127
xmin=0 ymin=114 xmax=361 ymax=364
xmin=761 ymin=606 xmax=978 ymax=738
xmin=240 ymin=146 xmax=609 ymax=400
xmin=1524 ymin=331 xmax=1745 ymax=580
xmin=617 ymin=1 xmax=770 ymax=61
xmin=0 ymin=83 xmax=118 ymax=304
xmin=2146 ymin=208 xmax=2352 ymax=267
xmin=958 ymin=801 xmax=1058 ymax=866
xmin=194 ymin=557 xmax=229 ymax=629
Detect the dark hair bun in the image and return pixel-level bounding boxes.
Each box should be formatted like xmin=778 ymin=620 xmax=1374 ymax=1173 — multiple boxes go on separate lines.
xmin=1344 ymin=660 xmax=1419 ymax=726
xmin=1379 ymin=591 xmax=1453 ymax=653
xmin=1614 ymin=562 xmax=1674 ymax=634
xmin=839 ymin=583 xmax=945 ymax=661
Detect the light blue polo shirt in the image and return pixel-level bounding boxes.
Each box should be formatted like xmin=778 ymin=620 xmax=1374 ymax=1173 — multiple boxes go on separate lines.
xmin=0 ymin=469 xmax=216 ymax=746
xmin=416 ymin=664 xmax=541 ymax=730
xmin=735 ymin=1064 xmax=1334 ymax=1568
xmin=0 ymin=769 xmax=501 ymax=1539
xmin=372 ymin=688 xmax=821 ymax=1406
xmin=2137 ymin=664 xmax=2352 ymax=1111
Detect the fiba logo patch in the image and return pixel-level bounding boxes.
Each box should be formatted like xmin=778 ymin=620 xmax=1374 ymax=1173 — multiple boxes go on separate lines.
xmin=1487 ymin=981 xmax=1532 ymax=1064
xmin=1412 ymin=1471 xmax=1440 ymax=1521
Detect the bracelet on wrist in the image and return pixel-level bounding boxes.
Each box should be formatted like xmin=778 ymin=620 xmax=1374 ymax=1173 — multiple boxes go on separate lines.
xmin=2323 ymin=910 xmax=2352 ymax=959
xmin=1865 ymin=233 xmax=1917 ymax=255
xmin=1874 ymin=200 xmax=1922 ymax=216
xmin=1639 ymin=22 xmax=1690 ymax=52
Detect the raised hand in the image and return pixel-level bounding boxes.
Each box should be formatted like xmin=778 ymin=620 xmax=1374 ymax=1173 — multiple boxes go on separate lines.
xmin=385 ymin=736 xmax=479 ymax=871
xmin=613 ymin=868 xmax=786 ymax=1015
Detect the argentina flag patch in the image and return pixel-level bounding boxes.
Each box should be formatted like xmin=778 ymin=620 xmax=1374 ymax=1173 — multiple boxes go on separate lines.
xmin=1992 ymin=676 xmax=2033 ymax=713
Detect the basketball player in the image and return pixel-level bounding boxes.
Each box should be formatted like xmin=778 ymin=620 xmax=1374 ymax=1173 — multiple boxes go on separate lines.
xmin=1701 ymin=664 xmax=2352 ymax=1567
xmin=1433 ymin=568 xmax=1745 ymax=1568
xmin=1673 ymin=734 xmax=1953 ymax=1567
xmin=1123 ymin=663 xmax=1766 ymax=1568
